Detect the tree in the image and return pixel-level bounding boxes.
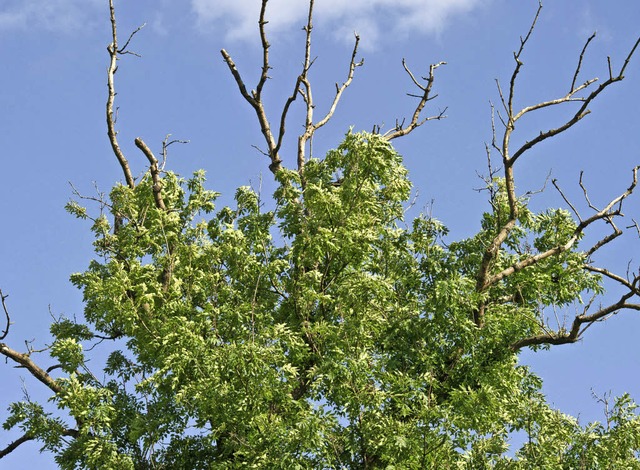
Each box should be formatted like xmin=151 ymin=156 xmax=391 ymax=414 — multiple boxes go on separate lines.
xmin=2 ymin=0 xmax=640 ymax=467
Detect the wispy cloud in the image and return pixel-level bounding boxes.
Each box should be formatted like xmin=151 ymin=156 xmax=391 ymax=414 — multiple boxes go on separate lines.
xmin=0 ymin=0 xmax=102 ymax=33
xmin=191 ymin=0 xmax=485 ymax=47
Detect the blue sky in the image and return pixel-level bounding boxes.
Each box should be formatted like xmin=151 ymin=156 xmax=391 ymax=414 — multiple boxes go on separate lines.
xmin=1 ymin=0 xmax=639 ymax=466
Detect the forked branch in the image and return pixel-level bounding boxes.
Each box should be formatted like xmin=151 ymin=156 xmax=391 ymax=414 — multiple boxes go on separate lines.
xmin=297 ymin=26 xmax=363 ymax=171
xmin=488 ymin=166 xmax=638 ymax=288
xmin=384 ymin=60 xmax=447 ymax=140
xmin=508 ymin=168 xmax=639 ymax=350
xmin=0 ymin=343 xmax=62 ymax=395
xmin=511 ymin=290 xmax=640 ymax=350
xmin=135 ymin=138 xmax=166 ymax=211
xmin=474 ymin=2 xmax=640 ymax=328
xmin=220 ymin=0 xmax=281 ymax=173
xmin=0 ymin=290 xmax=62 ymax=393
xmin=107 ymin=0 xmax=139 ymax=189
xmin=221 ymin=0 xmax=364 ymax=175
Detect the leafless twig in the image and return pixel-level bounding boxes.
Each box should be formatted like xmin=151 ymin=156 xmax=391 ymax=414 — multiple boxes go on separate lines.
xmin=474 ymin=1 xmax=640 ymax=328
xmin=384 ymin=60 xmax=447 ymax=140
xmin=221 ymin=0 xmax=364 ymax=175
xmin=0 ymin=290 xmax=10 ymax=341
xmin=161 ymin=134 xmax=189 ymax=171
xmin=107 ymin=0 xmax=138 ymax=189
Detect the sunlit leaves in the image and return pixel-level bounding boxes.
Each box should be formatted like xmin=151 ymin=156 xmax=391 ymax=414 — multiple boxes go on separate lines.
xmin=10 ymin=132 xmax=639 ymax=467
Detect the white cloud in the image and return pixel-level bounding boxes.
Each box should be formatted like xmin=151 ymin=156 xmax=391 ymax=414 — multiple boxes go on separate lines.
xmin=0 ymin=0 xmax=102 ymax=33
xmin=191 ymin=0 xmax=485 ymax=47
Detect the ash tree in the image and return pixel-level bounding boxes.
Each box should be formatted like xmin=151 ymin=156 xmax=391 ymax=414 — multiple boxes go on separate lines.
xmin=2 ymin=0 xmax=640 ymax=468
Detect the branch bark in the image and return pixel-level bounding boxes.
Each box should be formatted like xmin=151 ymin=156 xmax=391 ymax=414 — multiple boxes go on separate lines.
xmin=134 ymin=137 xmax=166 ymax=211
xmin=384 ymin=60 xmax=447 ymax=140
xmin=0 ymin=343 xmax=62 ymax=394
xmin=221 ymin=0 xmax=363 ymax=176
xmin=107 ymin=0 xmax=137 ymax=189
xmin=473 ymin=2 xmax=640 ymax=327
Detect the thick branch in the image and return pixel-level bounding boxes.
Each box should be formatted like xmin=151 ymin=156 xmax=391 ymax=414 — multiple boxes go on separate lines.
xmin=474 ymin=3 xmax=640 ymax=327
xmin=220 ymin=0 xmax=282 ymax=174
xmin=0 ymin=433 xmax=34 ymax=459
xmin=107 ymin=0 xmax=136 ymax=189
xmin=0 ymin=343 xmax=62 ymax=394
xmin=220 ymin=49 xmax=281 ymax=173
xmin=134 ymin=137 xmax=166 ymax=211
xmin=511 ymin=295 xmax=640 ymax=351
xmin=510 ymin=35 xmax=640 ymax=165
xmin=486 ymin=166 xmax=638 ymax=289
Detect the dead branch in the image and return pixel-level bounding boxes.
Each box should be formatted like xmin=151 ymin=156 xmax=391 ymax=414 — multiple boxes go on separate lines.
xmin=384 ymin=60 xmax=447 ymax=140
xmin=107 ymin=0 xmax=138 ymax=189
xmin=161 ymin=134 xmax=189 ymax=171
xmin=486 ymin=166 xmax=638 ymax=288
xmin=298 ymin=26 xmax=363 ymax=172
xmin=134 ymin=138 xmax=166 ymax=211
xmin=220 ymin=1 xmax=281 ymax=173
xmin=552 ymin=178 xmax=581 ymax=220
xmin=585 ymin=265 xmax=640 ymax=295
xmin=510 ymin=34 xmax=640 ymax=165
xmin=0 ymin=289 xmax=9 ymax=341
xmin=0 ymin=433 xmax=34 ymax=459
xmin=0 ymin=292 xmax=61 ymax=393
xmin=511 ymin=292 xmax=640 ymax=351
xmin=571 ymin=32 xmax=596 ymax=91
xmin=508 ymin=168 xmax=640 ymax=349
xmin=506 ymin=1 xmax=543 ymax=121
xmin=221 ymin=0 xmax=364 ymax=175
xmin=474 ymin=1 xmax=640 ymax=327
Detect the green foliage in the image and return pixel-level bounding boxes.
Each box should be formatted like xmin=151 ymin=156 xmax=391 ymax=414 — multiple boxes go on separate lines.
xmin=5 ymin=132 xmax=639 ymax=468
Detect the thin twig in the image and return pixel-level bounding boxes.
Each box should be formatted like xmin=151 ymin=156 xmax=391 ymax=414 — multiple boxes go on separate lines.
xmin=571 ymin=32 xmax=596 ymax=91
xmin=0 ymin=290 xmax=9 ymax=341
xmin=385 ymin=61 xmax=447 ymax=140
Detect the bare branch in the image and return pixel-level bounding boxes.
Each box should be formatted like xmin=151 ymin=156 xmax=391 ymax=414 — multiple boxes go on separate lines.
xmin=160 ymin=134 xmax=189 ymax=171
xmin=585 ymin=265 xmax=640 ymax=295
xmin=0 ymin=433 xmax=35 ymax=459
xmin=507 ymin=1 xmax=543 ymax=119
xmin=107 ymin=0 xmax=136 ymax=189
xmin=255 ymin=0 xmax=271 ymax=99
xmin=0 ymin=290 xmax=9 ymax=341
xmin=620 ymin=36 xmax=640 ymax=77
xmin=487 ymin=166 xmax=638 ymax=288
xmin=222 ymin=0 xmax=366 ymax=175
xmin=474 ymin=1 xmax=640 ymax=328
xmin=509 ymin=35 xmax=640 ymax=165
xmin=118 ymin=23 xmax=146 ymax=55
xmin=385 ymin=61 xmax=447 ymax=140
xmin=298 ymin=27 xmax=363 ymax=171
xmin=552 ymin=178 xmax=582 ymax=221
xmin=0 ymin=427 xmax=79 ymax=459
xmin=220 ymin=49 xmax=281 ymax=173
xmin=134 ymin=138 xmax=166 ymax=211
xmin=571 ymin=32 xmax=596 ymax=91
xmin=511 ymin=294 xmax=640 ymax=351
xmin=0 ymin=343 xmax=61 ymax=394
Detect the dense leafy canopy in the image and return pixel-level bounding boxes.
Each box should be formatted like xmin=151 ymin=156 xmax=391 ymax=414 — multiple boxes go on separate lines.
xmin=5 ymin=132 xmax=639 ymax=468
